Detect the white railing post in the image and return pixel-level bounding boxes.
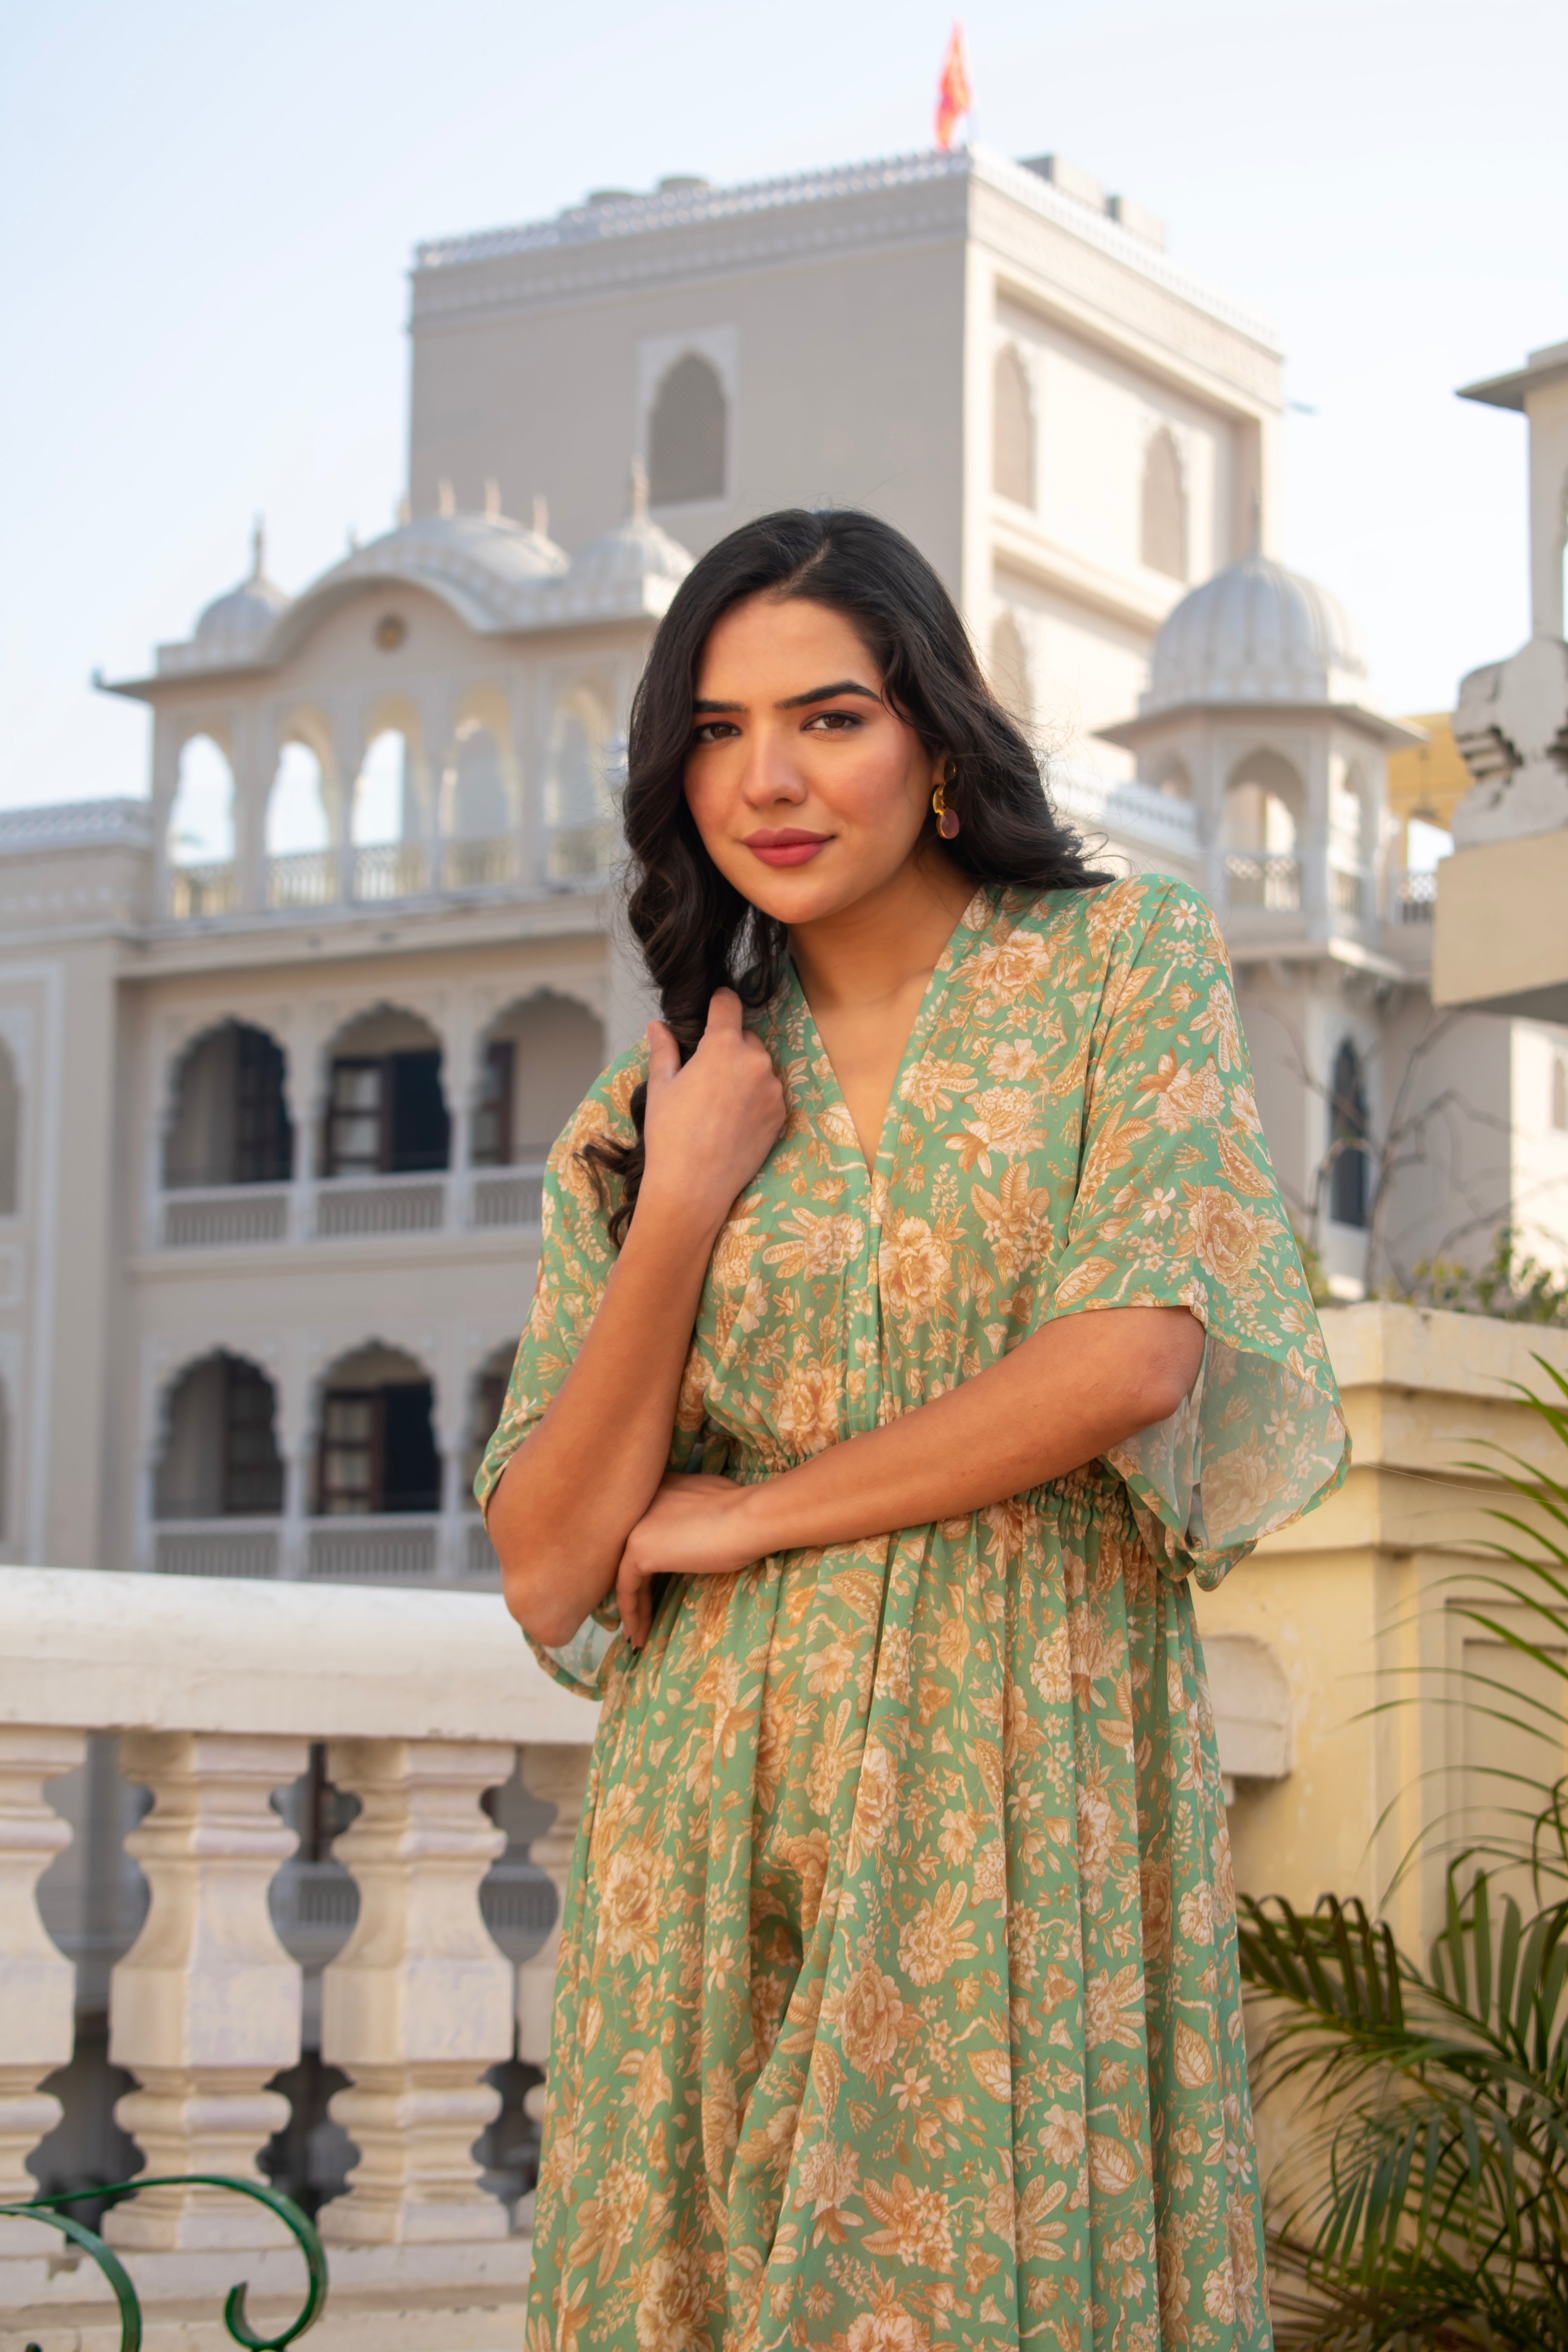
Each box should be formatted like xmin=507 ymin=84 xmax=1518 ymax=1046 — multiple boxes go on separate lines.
xmin=105 ymin=1730 xmax=307 ymax=2249
xmin=0 ymin=1726 xmax=85 ymax=2251
xmin=318 ymin=1737 xmax=514 ymax=2243
xmin=515 ymin=1744 xmax=590 ymax=2070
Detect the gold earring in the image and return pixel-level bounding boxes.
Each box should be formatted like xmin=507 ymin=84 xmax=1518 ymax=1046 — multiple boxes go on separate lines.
xmin=932 ymin=762 xmax=960 ymax=839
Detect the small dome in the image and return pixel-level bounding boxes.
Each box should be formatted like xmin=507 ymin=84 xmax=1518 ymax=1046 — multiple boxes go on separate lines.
xmin=1143 ymin=548 xmax=1368 ymax=714
xmin=569 ymin=463 xmax=693 ymax=601
xmin=193 ymin=523 xmax=289 ymax=656
xmin=356 ymin=504 xmax=570 ymax=588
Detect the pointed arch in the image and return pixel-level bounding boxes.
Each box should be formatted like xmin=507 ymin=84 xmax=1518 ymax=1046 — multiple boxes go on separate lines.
xmin=648 ymin=352 xmax=727 ymax=505
xmin=993 ymin=346 xmax=1035 ymax=509
xmin=1141 ymin=425 xmax=1188 ymax=581
xmin=1329 ymin=1039 xmax=1370 ymax=1230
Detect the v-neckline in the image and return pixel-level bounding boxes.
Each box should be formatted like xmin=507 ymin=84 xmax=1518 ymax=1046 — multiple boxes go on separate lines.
xmin=782 ymin=887 xmax=994 ymax=1183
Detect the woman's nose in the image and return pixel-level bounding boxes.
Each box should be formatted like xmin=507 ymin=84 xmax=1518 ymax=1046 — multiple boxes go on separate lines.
xmin=737 ymin=728 xmax=807 ymax=807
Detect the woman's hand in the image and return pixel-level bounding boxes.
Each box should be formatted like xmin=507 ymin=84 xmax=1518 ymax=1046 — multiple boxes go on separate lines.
xmin=640 ymin=990 xmax=787 ymax=1232
xmin=615 ymin=1471 xmax=758 ymax=1649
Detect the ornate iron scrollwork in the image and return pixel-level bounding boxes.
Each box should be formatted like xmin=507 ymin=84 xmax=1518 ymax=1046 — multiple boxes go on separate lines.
xmin=1 ymin=2172 xmax=327 ymax=2352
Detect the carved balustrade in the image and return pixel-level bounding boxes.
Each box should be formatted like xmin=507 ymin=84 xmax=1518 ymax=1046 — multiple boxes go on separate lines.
xmin=0 ymin=1567 xmax=596 ymax=2351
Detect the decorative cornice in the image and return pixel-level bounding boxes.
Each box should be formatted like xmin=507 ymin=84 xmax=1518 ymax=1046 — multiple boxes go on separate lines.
xmin=408 ymin=146 xmax=1281 ymax=391
xmin=414 ymin=149 xmax=970 ymax=273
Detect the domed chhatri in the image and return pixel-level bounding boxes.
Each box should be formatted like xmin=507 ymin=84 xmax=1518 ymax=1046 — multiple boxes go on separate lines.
xmin=563 ymin=461 xmax=693 ymax=605
xmin=1143 ymin=546 xmax=1368 ymax=715
xmin=349 ymin=501 xmax=571 ymax=591
xmin=192 ymin=522 xmax=291 ymax=656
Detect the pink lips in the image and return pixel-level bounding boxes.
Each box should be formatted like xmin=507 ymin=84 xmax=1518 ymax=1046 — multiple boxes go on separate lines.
xmin=743 ymin=828 xmax=832 ymax=868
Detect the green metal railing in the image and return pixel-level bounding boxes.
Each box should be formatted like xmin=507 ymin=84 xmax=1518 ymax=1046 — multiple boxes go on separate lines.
xmin=0 ymin=2173 xmax=327 ymax=2352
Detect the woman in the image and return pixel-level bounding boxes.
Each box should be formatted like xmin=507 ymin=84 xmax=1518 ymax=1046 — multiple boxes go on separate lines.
xmin=479 ymin=509 xmax=1347 ymax=2352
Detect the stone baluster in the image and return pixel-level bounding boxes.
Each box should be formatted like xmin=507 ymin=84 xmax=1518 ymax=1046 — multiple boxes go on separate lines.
xmin=515 ymin=1744 xmax=591 ymax=2072
xmin=0 ymin=1726 xmax=86 ymax=2252
xmin=105 ymin=1730 xmax=307 ymax=2249
xmin=318 ymin=1738 xmax=514 ymax=2244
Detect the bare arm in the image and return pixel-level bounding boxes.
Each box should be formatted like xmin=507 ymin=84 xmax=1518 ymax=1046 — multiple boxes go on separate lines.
xmin=612 ymin=1302 xmax=1203 ymax=1644
xmin=489 ymin=991 xmax=786 ymax=1646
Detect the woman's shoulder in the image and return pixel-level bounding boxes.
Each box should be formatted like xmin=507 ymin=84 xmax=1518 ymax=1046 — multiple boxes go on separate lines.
xmin=998 ymin=872 xmax=1218 ymax=962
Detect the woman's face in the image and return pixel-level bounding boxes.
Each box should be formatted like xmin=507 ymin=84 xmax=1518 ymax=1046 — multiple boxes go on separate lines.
xmin=684 ymin=593 xmax=947 ymax=927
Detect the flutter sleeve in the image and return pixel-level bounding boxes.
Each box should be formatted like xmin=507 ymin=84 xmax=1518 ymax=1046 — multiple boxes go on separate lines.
xmin=1044 ymin=878 xmax=1348 ymax=1586
xmin=473 ymin=1046 xmax=647 ymax=1697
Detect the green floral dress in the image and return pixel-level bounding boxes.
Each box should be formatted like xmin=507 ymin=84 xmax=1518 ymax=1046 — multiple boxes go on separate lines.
xmin=477 ymin=877 xmax=1347 ymax=2352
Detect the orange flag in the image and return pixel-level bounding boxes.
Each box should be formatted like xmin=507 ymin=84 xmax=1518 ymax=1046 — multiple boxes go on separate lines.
xmin=934 ymin=21 xmax=973 ymax=151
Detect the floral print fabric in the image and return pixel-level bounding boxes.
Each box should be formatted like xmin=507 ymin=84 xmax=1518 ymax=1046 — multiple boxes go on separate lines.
xmin=478 ymin=878 xmax=1347 ymax=2351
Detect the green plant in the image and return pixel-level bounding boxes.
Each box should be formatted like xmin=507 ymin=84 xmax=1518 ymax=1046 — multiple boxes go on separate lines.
xmin=1236 ymin=1358 xmax=1568 ymax=2348
xmin=1376 ymin=1228 xmax=1568 ymax=1329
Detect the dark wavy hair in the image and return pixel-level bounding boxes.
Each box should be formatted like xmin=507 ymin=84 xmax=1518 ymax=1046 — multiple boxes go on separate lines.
xmin=583 ymin=506 xmax=1109 ymax=1236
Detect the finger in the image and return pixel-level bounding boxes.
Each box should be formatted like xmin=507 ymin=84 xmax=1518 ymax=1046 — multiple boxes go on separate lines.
xmin=645 ymin=1020 xmax=680 ymax=1090
xmin=703 ymin=988 xmax=743 ymax=1039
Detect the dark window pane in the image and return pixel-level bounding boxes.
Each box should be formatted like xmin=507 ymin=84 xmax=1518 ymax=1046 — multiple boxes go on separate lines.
xmin=234 ymin=1026 xmax=293 ymax=1184
xmin=1330 ymin=1042 xmax=1370 ymax=1230
xmin=381 ymin=1382 xmax=440 ymax=1512
xmin=326 ymin=1061 xmax=385 ymax=1176
xmin=223 ymin=1355 xmax=283 ymax=1514
xmin=388 ymin=1051 xmax=450 ymax=1173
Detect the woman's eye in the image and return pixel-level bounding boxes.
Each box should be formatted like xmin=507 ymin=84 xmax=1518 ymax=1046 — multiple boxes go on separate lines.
xmin=691 ymin=720 xmax=740 ymax=745
xmin=803 ymin=710 xmax=862 ymax=733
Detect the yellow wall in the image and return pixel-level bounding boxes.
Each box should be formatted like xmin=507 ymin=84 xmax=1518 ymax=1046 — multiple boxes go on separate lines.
xmin=1385 ymin=710 xmax=1471 ymax=835
xmin=1196 ymin=1301 xmax=1568 ymax=1954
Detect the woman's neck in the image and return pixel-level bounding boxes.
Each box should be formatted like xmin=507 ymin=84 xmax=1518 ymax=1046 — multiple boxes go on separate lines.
xmin=787 ymin=849 xmax=976 ymax=1017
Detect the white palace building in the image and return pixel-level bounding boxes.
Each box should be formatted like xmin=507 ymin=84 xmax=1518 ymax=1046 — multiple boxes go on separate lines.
xmin=2 ymin=142 xmax=1568 ymax=2288
xmin=3 ymin=143 xmax=1566 ymax=1597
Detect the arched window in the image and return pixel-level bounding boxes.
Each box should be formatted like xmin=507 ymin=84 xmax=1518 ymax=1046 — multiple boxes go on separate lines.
xmin=474 ymin=992 xmax=606 ymax=1166
xmin=267 ymin=741 xmax=330 ymax=856
xmin=647 ymin=353 xmax=727 ymax=505
xmin=156 ymin=1352 xmax=284 ymax=1519
xmin=315 ymin=1343 xmax=439 ymax=1515
xmin=167 ymin=734 xmax=237 ymax=916
xmin=352 ymin=730 xmax=410 ymax=846
xmin=545 ymin=691 xmax=616 ymax=881
xmin=993 ymin=347 xmax=1035 ymax=509
xmin=323 ymin=1006 xmax=449 ymax=1177
xmin=1141 ymin=426 xmax=1188 ymax=581
xmin=990 ymin=610 xmax=1032 ymax=724
xmin=0 ymin=1036 xmax=18 ymax=1215
xmin=1329 ymin=1040 xmax=1371 ymax=1230
xmin=1551 ymin=1053 xmax=1568 ymax=1134
xmin=169 ymin=734 xmax=235 ymax=865
xmin=443 ymin=721 xmax=508 ymax=841
xmin=164 ymin=1021 xmax=293 ymax=1189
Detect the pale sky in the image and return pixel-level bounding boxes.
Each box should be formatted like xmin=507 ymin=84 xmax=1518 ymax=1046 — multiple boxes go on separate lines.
xmin=2 ymin=0 xmax=1560 ymax=811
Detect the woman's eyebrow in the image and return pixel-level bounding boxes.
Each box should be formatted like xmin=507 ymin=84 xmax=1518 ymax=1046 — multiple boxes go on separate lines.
xmin=777 ymin=680 xmax=880 ymax=710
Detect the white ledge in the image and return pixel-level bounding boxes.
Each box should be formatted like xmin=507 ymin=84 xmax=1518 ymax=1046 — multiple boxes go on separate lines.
xmin=0 ymin=1568 xmax=596 ymax=1743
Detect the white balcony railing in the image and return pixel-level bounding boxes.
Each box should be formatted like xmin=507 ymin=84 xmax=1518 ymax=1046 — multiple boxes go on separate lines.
xmin=1 ymin=1567 xmax=595 ymax=2338
xmin=1223 ymin=851 xmax=1302 ymax=911
xmin=154 ymin=1518 xmax=282 ymax=1578
xmin=313 ymin=1170 xmax=447 ymax=1238
xmin=167 ymin=859 xmax=237 ymax=918
xmin=1329 ymin=863 xmax=1368 ymax=918
xmin=443 ymin=835 xmax=517 ymax=889
xmin=147 ymin=1513 xmax=500 ymax=1587
xmin=266 ymin=847 xmax=336 ymax=908
xmin=162 ymin=1184 xmax=290 ymax=1247
xmin=154 ymin=1163 xmax=548 ymax=1249
xmin=352 ymin=842 xmax=428 ymax=900
xmin=1389 ymin=866 xmax=1437 ymax=923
